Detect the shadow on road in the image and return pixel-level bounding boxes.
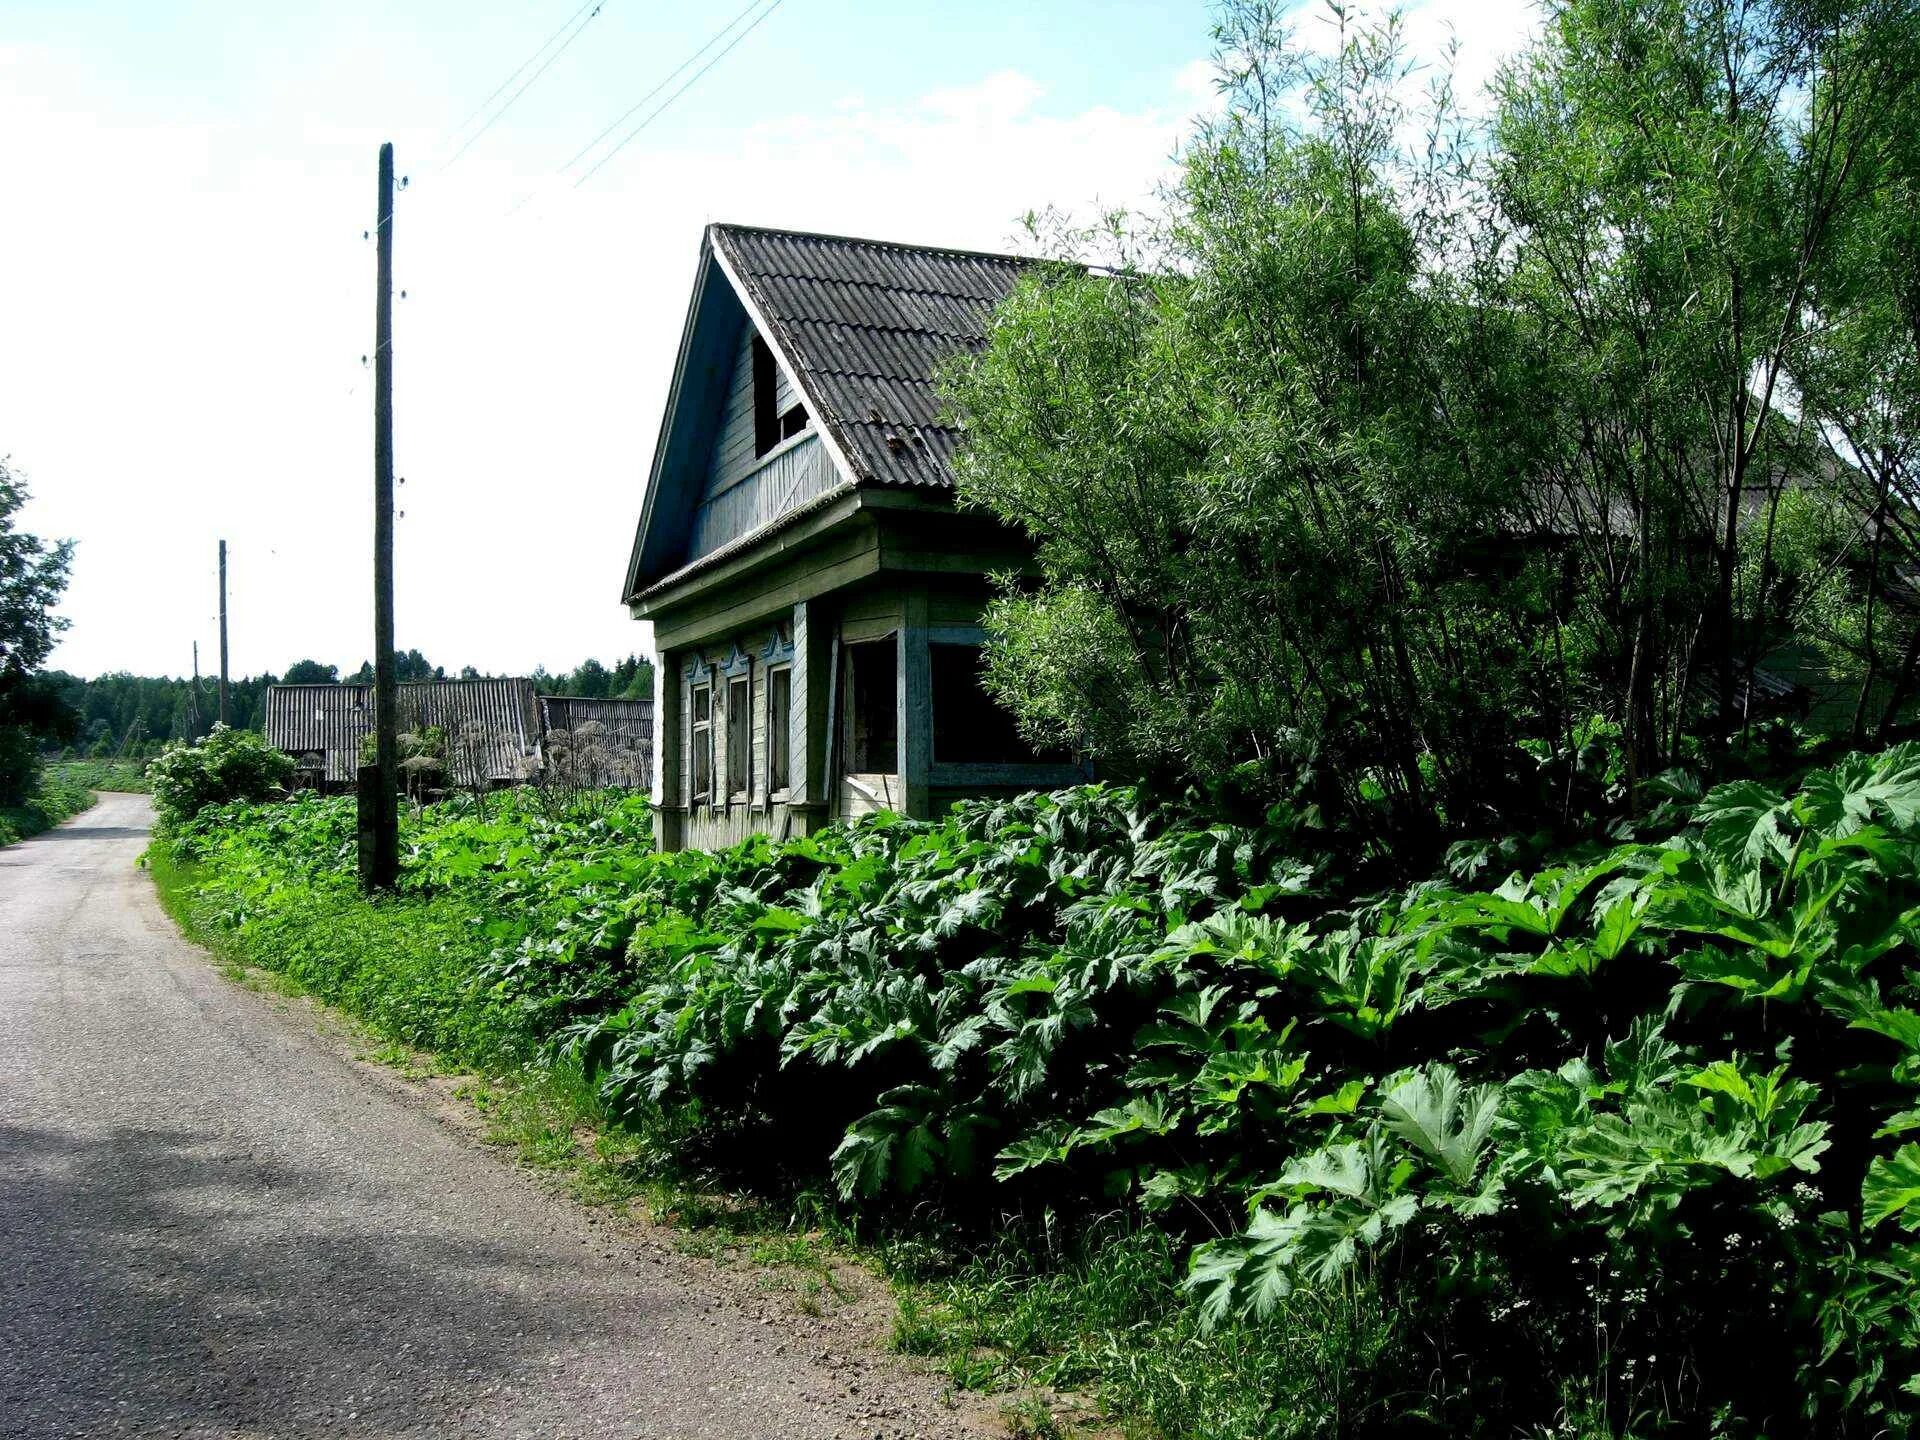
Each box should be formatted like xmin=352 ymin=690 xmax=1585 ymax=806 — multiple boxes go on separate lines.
xmin=19 ymin=825 xmax=152 ymax=843
xmin=0 ymin=1122 xmax=649 ymax=1438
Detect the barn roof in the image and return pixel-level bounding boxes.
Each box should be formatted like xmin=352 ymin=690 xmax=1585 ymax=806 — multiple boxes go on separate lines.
xmin=709 ymin=224 xmax=1033 ymax=491
xmin=539 ymin=695 xmax=655 ymax=749
xmin=264 ymin=678 xmax=546 ymax=786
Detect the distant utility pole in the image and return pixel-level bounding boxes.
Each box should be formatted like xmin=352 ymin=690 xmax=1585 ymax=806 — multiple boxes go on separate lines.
xmin=217 ymin=539 xmax=230 ymax=726
xmin=189 ymin=642 xmax=203 ymax=738
xmin=360 ymin=141 xmax=400 ymax=893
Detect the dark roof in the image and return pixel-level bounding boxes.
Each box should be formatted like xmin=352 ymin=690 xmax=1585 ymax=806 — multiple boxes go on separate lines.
xmin=711 ymin=224 xmax=1034 ymax=491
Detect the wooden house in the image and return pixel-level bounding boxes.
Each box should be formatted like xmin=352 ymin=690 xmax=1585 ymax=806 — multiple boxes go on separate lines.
xmin=623 ymin=224 xmax=1088 ymax=852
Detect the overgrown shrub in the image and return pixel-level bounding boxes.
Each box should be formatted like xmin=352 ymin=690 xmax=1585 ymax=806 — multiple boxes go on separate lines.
xmin=148 ymin=724 xmax=296 ymax=828
xmin=162 ymin=746 xmax=1920 ymax=1434
xmin=0 ymin=768 xmax=92 ymax=845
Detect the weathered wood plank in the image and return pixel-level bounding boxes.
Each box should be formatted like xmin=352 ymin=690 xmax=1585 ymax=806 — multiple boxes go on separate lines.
xmin=902 ymin=593 xmax=930 ymax=819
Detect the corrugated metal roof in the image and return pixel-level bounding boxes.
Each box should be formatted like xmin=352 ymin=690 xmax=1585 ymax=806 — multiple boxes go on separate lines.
xmin=539 ymin=696 xmax=654 ymax=746
xmin=264 ymin=679 xmax=545 ymax=787
xmin=711 ymin=224 xmax=1034 ymax=492
xmin=538 ymin=696 xmax=654 ymax=789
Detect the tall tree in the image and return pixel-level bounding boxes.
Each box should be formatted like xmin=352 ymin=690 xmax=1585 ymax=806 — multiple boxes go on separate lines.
xmin=1490 ymin=0 xmax=1915 ymax=784
xmin=0 ymin=459 xmax=76 ymax=803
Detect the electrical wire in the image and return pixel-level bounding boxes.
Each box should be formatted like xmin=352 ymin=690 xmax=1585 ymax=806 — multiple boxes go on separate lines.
xmin=572 ymin=0 xmax=787 ymax=188
xmin=445 ymin=0 xmax=602 ymax=152
xmin=441 ymin=1 xmax=610 ymax=173
xmin=559 ymin=0 xmax=766 ymax=175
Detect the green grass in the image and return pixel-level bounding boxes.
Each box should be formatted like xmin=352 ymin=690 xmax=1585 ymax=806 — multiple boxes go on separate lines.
xmin=0 ymin=772 xmax=95 ymax=846
xmin=884 ymin=1228 xmax=1403 ymax=1440
xmin=46 ymin=758 xmax=152 ymax=793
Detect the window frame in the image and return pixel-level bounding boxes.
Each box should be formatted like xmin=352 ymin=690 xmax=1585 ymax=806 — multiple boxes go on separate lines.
xmin=726 ymin=671 xmax=752 ymax=802
xmin=842 ymin=634 xmax=900 ymax=776
xmin=766 ymin=663 xmax=792 ymax=797
xmin=688 ymin=680 xmax=713 ymax=805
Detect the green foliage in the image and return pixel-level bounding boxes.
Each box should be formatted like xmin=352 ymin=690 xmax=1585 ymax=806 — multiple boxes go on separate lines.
xmin=47 ymin=758 xmax=151 ymax=793
xmin=946 ymin=0 xmax=1920 ymax=836
xmin=166 ymin=738 xmax=1920 ymax=1433
xmin=0 ymin=459 xmax=76 ymax=806
xmin=148 ymin=724 xmax=297 ymax=828
xmin=0 ymin=767 xmax=92 ymax=846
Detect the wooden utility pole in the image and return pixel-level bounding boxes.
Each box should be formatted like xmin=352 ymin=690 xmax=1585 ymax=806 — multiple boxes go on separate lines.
xmin=189 ymin=642 xmax=203 ymax=738
xmin=360 ymin=141 xmax=400 ymax=892
xmin=217 ymin=539 xmax=230 ymax=725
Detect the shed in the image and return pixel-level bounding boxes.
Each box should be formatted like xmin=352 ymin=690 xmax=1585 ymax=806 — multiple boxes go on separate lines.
xmin=265 ymin=678 xmax=550 ymax=790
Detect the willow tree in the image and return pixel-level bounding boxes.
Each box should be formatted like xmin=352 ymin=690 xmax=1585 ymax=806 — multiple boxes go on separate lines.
xmin=1489 ymin=0 xmax=1918 ymax=785
xmin=949 ymin=0 xmax=1920 ymax=840
xmin=948 ymin=5 xmax=1545 ymax=845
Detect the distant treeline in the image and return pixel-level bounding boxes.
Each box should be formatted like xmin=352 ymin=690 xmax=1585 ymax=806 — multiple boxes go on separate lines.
xmin=45 ymin=652 xmax=655 ymax=757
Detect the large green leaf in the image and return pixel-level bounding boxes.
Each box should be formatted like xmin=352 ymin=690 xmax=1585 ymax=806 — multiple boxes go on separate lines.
xmin=1864 ymin=1145 xmax=1920 ymax=1230
xmin=1799 ymin=745 xmax=1920 ymax=840
xmin=1379 ymin=1065 xmax=1503 ymax=1190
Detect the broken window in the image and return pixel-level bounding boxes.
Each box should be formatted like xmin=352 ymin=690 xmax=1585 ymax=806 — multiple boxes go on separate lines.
xmin=842 ymin=637 xmax=898 ymax=774
xmin=930 ymin=642 xmax=1043 ymax=766
xmin=752 ymin=336 xmax=780 ymax=457
xmin=695 ymin=683 xmax=718 ymax=806
xmin=767 ymin=665 xmax=792 ymax=793
xmin=727 ymin=673 xmax=751 ymax=798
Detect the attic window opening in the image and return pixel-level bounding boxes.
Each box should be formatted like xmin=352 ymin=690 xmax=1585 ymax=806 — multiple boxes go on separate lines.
xmin=780 ymin=403 xmax=809 ymax=442
xmin=751 ymin=336 xmax=780 ymax=457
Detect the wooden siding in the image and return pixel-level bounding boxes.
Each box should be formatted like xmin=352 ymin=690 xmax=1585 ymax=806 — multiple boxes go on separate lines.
xmin=687 ymin=431 xmax=838 ymax=563
xmin=705 ymin=324 xmax=801 ymax=498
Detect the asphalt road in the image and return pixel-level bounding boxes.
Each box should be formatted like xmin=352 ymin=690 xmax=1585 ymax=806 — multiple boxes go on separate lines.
xmin=0 ymin=793 xmax=989 ymax=1440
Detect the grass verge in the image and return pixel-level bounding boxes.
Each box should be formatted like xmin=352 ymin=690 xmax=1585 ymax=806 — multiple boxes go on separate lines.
xmin=1 ymin=772 xmax=95 ymax=846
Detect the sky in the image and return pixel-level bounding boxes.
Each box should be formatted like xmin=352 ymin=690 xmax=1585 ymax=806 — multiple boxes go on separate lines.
xmin=1 ymin=0 xmax=1540 ymax=683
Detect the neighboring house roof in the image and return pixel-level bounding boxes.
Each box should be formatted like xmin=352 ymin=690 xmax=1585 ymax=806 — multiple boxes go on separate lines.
xmin=624 ymin=223 xmax=1038 ymax=602
xmin=539 ymin=695 xmax=655 ymax=748
xmin=264 ymin=684 xmax=374 ymax=785
xmin=710 ymin=224 xmax=1032 ymax=492
xmin=264 ymin=678 xmax=546 ymax=786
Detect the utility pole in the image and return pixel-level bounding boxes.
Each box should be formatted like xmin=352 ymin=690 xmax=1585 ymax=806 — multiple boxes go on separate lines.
xmin=189 ymin=642 xmax=203 ymax=738
xmin=360 ymin=141 xmax=400 ymax=892
xmin=217 ymin=539 xmax=230 ymax=726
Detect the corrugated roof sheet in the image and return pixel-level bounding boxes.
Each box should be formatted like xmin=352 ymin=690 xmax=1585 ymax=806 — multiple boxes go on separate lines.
xmin=264 ymin=679 xmax=545 ymax=787
xmin=711 ymin=224 xmax=1034 ymax=492
xmin=539 ymin=696 xmax=654 ymax=746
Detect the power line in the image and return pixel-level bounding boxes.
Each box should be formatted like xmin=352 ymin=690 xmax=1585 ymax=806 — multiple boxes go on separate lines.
xmin=441 ymin=1 xmax=610 ymax=173
xmin=559 ymin=0 xmax=768 ymax=176
xmin=572 ymin=0 xmax=788 ymax=188
xmin=445 ymin=0 xmax=601 ymax=152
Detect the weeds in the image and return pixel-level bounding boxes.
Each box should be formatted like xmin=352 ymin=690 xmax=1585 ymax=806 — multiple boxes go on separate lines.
xmin=151 ymin=747 xmax=1920 ymax=1435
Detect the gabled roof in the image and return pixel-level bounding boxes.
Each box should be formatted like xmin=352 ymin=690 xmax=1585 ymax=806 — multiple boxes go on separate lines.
xmin=710 ymin=224 xmax=1032 ymax=490
xmin=624 ymin=223 xmax=1036 ymax=602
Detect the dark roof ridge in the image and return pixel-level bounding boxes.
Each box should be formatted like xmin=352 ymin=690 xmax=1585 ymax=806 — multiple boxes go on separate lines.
xmin=708 ymin=220 xmax=1040 ymax=270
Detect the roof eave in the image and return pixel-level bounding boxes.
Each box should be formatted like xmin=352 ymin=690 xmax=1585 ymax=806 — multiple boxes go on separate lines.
xmin=622 ymin=236 xmax=725 ymax=606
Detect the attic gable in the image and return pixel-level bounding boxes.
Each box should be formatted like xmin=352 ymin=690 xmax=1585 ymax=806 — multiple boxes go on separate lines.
xmin=624 ymin=223 xmax=1036 ymax=603
xmin=710 ymin=224 xmax=1031 ymax=490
